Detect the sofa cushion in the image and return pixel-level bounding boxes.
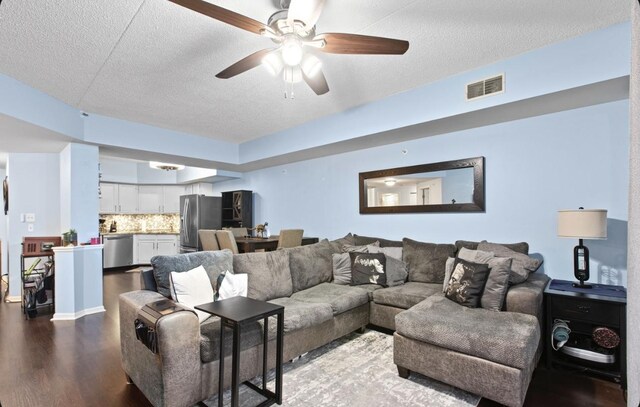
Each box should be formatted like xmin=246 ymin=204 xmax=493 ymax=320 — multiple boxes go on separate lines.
xmin=455 ymin=240 xmax=529 ymax=255
xmin=477 ymin=241 xmax=542 ymax=284
xmin=353 ymin=234 xmax=403 ymax=248
xmin=342 ymin=241 xmax=378 ymax=253
xmin=233 ymin=250 xmax=292 ymax=301
xmin=290 ymin=283 xmax=369 ymax=315
xmin=367 ymin=245 xmax=403 ymax=260
xmin=285 ymin=239 xmax=335 ymax=293
xmin=402 ymin=238 xmax=456 ymax=283
xmin=332 ymin=253 xmax=352 ymax=285
xmin=200 ymin=316 xmax=264 ymax=363
xmin=331 ymin=233 xmax=356 ymax=246
xmin=263 ymin=297 xmax=333 ymax=335
xmin=372 ymin=282 xmax=442 ymax=309
xmin=152 ymin=250 xmax=234 ymax=298
xmin=354 ymin=283 xmax=383 ymax=300
xmin=395 ymin=295 xmax=540 ymax=369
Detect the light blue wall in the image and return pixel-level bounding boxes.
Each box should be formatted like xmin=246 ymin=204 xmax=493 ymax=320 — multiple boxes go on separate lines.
xmin=0 ymin=74 xmax=84 ymax=139
xmin=60 ymin=143 xmax=99 ymax=243
xmin=215 ymin=100 xmax=629 ymax=286
xmin=6 ymin=153 xmax=61 ymax=296
xmin=239 ymin=23 xmax=631 ymax=163
xmin=84 ymin=114 xmax=239 ymax=164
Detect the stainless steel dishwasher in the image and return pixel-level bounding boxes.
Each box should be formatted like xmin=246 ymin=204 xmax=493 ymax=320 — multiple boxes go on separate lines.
xmin=103 ymin=234 xmax=134 ymax=269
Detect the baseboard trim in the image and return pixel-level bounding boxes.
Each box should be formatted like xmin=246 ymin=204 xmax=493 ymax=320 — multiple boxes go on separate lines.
xmin=51 ymin=306 xmax=106 ymax=321
xmin=4 ymin=295 xmax=21 ymax=303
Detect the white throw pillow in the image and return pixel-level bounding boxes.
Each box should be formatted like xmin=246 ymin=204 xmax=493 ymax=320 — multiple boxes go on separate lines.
xmin=169 ymin=265 xmax=214 ymax=323
xmin=217 ymin=270 xmax=248 ymax=300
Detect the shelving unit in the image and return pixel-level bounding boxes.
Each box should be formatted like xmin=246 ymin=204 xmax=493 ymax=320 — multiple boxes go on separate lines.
xmin=21 ymin=236 xmax=61 ymax=319
xmin=221 ymin=190 xmax=252 ymax=228
xmin=545 ymin=280 xmax=626 ymax=389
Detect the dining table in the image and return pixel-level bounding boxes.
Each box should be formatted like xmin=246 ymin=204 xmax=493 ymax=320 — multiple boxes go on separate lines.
xmin=234 ymin=236 xmax=319 ymax=253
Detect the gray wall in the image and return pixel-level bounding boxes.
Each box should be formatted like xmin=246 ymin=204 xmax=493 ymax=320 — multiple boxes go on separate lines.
xmin=627 ymin=1 xmax=639 ymax=406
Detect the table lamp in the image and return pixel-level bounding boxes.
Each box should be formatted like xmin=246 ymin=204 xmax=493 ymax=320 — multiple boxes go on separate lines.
xmin=557 ymin=208 xmax=607 ymax=288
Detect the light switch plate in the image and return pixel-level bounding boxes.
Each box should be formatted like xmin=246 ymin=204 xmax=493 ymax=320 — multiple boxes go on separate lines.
xmin=27 ymin=224 xmax=34 ymax=232
xmin=25 ymin=213 xmax=36 ymax=222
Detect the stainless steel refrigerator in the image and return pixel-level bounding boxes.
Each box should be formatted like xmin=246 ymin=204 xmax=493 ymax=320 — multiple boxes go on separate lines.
xmin=180 ymin=195 xmax=221 ymax=253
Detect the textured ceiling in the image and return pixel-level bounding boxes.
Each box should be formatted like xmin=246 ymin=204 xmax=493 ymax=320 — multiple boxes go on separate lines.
xmin=0 ymin=0 xmax=631 ymax=144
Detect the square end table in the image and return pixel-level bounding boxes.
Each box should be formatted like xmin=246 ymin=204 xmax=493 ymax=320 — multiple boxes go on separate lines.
xmin=196 ymin=296 xmax=284 ymax=407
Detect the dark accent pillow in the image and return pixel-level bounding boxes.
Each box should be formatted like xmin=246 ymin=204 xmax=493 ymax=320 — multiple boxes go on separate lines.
xmin=353 ymin=234 xmax=403 ymax=248
xmin=455 ymin=240 xmax=529 ymax=255
xmin=444 ymin=258 xmax=490 ymax=308
xmin=402 ymin=238 xmax=456 ymax=283
xmin=349 ymin=253 xmax=387 ymax=286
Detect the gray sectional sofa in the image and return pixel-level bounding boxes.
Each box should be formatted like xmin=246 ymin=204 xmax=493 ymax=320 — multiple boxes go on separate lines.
xmin=119 ymin=235 xmax=549 ymax=407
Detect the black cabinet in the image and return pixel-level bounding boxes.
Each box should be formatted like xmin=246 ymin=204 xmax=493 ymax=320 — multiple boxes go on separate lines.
xmin=221 ymin=190 xmax=252 ymax=228
xmin=544 ymin=280 xmax=626 ymax=389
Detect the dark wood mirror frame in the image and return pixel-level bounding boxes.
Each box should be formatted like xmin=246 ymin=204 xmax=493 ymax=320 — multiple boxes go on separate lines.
xmin=359 ymin=156 xmax=485 ymax=214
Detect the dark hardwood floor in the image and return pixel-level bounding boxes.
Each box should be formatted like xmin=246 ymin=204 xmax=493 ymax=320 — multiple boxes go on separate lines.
xmin=0 ymin=272 xmax=627 ymax=407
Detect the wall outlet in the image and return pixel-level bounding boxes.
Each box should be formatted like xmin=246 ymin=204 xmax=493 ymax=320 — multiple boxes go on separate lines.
xmin=27 ymin=224 xmax=34 ymax=232
xmin=25 ymin=213 xmax=36 ymax=222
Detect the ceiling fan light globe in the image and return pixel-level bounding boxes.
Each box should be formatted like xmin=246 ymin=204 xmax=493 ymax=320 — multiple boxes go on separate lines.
xmin=282 ymin=38 xmax=303 ymax=66
xmin=262 ymin=53 xmax=283 ymax=76
xmin=301 ymin=54 xmax=322 ymax=78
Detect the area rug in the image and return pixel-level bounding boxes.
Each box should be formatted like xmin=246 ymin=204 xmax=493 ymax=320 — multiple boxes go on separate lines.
xmin=203 ymin=329 xmax=480 ymax=406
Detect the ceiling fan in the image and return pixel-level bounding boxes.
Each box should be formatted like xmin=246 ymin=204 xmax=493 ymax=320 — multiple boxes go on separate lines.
xmin=168 ymin=0 xmax=410 ymax=96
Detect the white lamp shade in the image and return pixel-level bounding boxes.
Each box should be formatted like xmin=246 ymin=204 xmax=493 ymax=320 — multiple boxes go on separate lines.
xmin=557 ymin=209 xmax=607 ymax=239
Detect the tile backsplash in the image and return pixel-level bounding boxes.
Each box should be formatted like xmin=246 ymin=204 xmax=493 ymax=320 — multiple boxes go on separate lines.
xmin=100 ymin=214 xmax=180 ymax=233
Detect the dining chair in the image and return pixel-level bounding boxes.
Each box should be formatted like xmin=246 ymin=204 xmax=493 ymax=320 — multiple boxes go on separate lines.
xmin=215 ymin=230 xmax=240 ymax=254
xmin=277 ymin=229 xmax=304 ymax=249
xmin=198 ymin=229 xmax=219 ymax=251
xmin=229 ymin=227 xmax=249 ymax=238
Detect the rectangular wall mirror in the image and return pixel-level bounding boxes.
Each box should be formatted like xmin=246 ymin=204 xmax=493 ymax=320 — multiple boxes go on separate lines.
xmin=359 ymin=157 xmax=485 ymax=214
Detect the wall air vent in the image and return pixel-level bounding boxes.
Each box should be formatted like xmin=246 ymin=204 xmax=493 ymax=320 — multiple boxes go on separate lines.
xmin=466 ymin=74 xmax=504 ymax=101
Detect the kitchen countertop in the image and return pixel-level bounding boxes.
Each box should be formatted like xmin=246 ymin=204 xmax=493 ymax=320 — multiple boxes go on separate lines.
xmin=101 ymin=231 xmax=179 ymax=236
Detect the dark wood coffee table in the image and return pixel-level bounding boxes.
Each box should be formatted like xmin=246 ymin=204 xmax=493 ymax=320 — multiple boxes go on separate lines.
xmin=196 ymin=296 xmax=284 ymax=407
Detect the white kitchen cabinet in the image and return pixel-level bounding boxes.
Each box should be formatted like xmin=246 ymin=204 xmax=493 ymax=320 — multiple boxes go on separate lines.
xmin=134 ymin=234 xmax=178 ymax=264
xmin=162 ymin=186 xmax=183 ymax=213
xmin=139 ymin=185 xmax=181 ymax=214
xmin=118 ymin=184 xmax=139 ymax=213
xmin=138 ymin=186 xmax=163 ymax=213
xmin=156 ymin=235 xmax=178 ymax=256
xmin=99 ymin=183 xmax=138 ymax=213
xmin=184 ymin=183 xmax=215 ymax=197
xmin=100 ymin=183 xmax=118 ymax=213
xmin=136 ymin=237 xmax=156 ymax=264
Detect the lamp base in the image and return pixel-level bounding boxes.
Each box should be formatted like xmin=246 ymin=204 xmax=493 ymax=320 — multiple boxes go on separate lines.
xmin=572 ymin=281 xmax=593 ymax=289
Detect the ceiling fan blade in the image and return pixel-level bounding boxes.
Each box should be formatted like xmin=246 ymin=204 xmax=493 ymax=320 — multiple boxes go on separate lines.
xmin=302 ymin=68 xmax=329 ymax=95
xmin=315 ymin=33 xmax=409 ymax=55
xmin=216 ymin=48 xmax=274 ymax=79
xmin=287 ymin=0 xmax=326 ymax=28
xmin=168 ymin=0 xmax=269 ymax=36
